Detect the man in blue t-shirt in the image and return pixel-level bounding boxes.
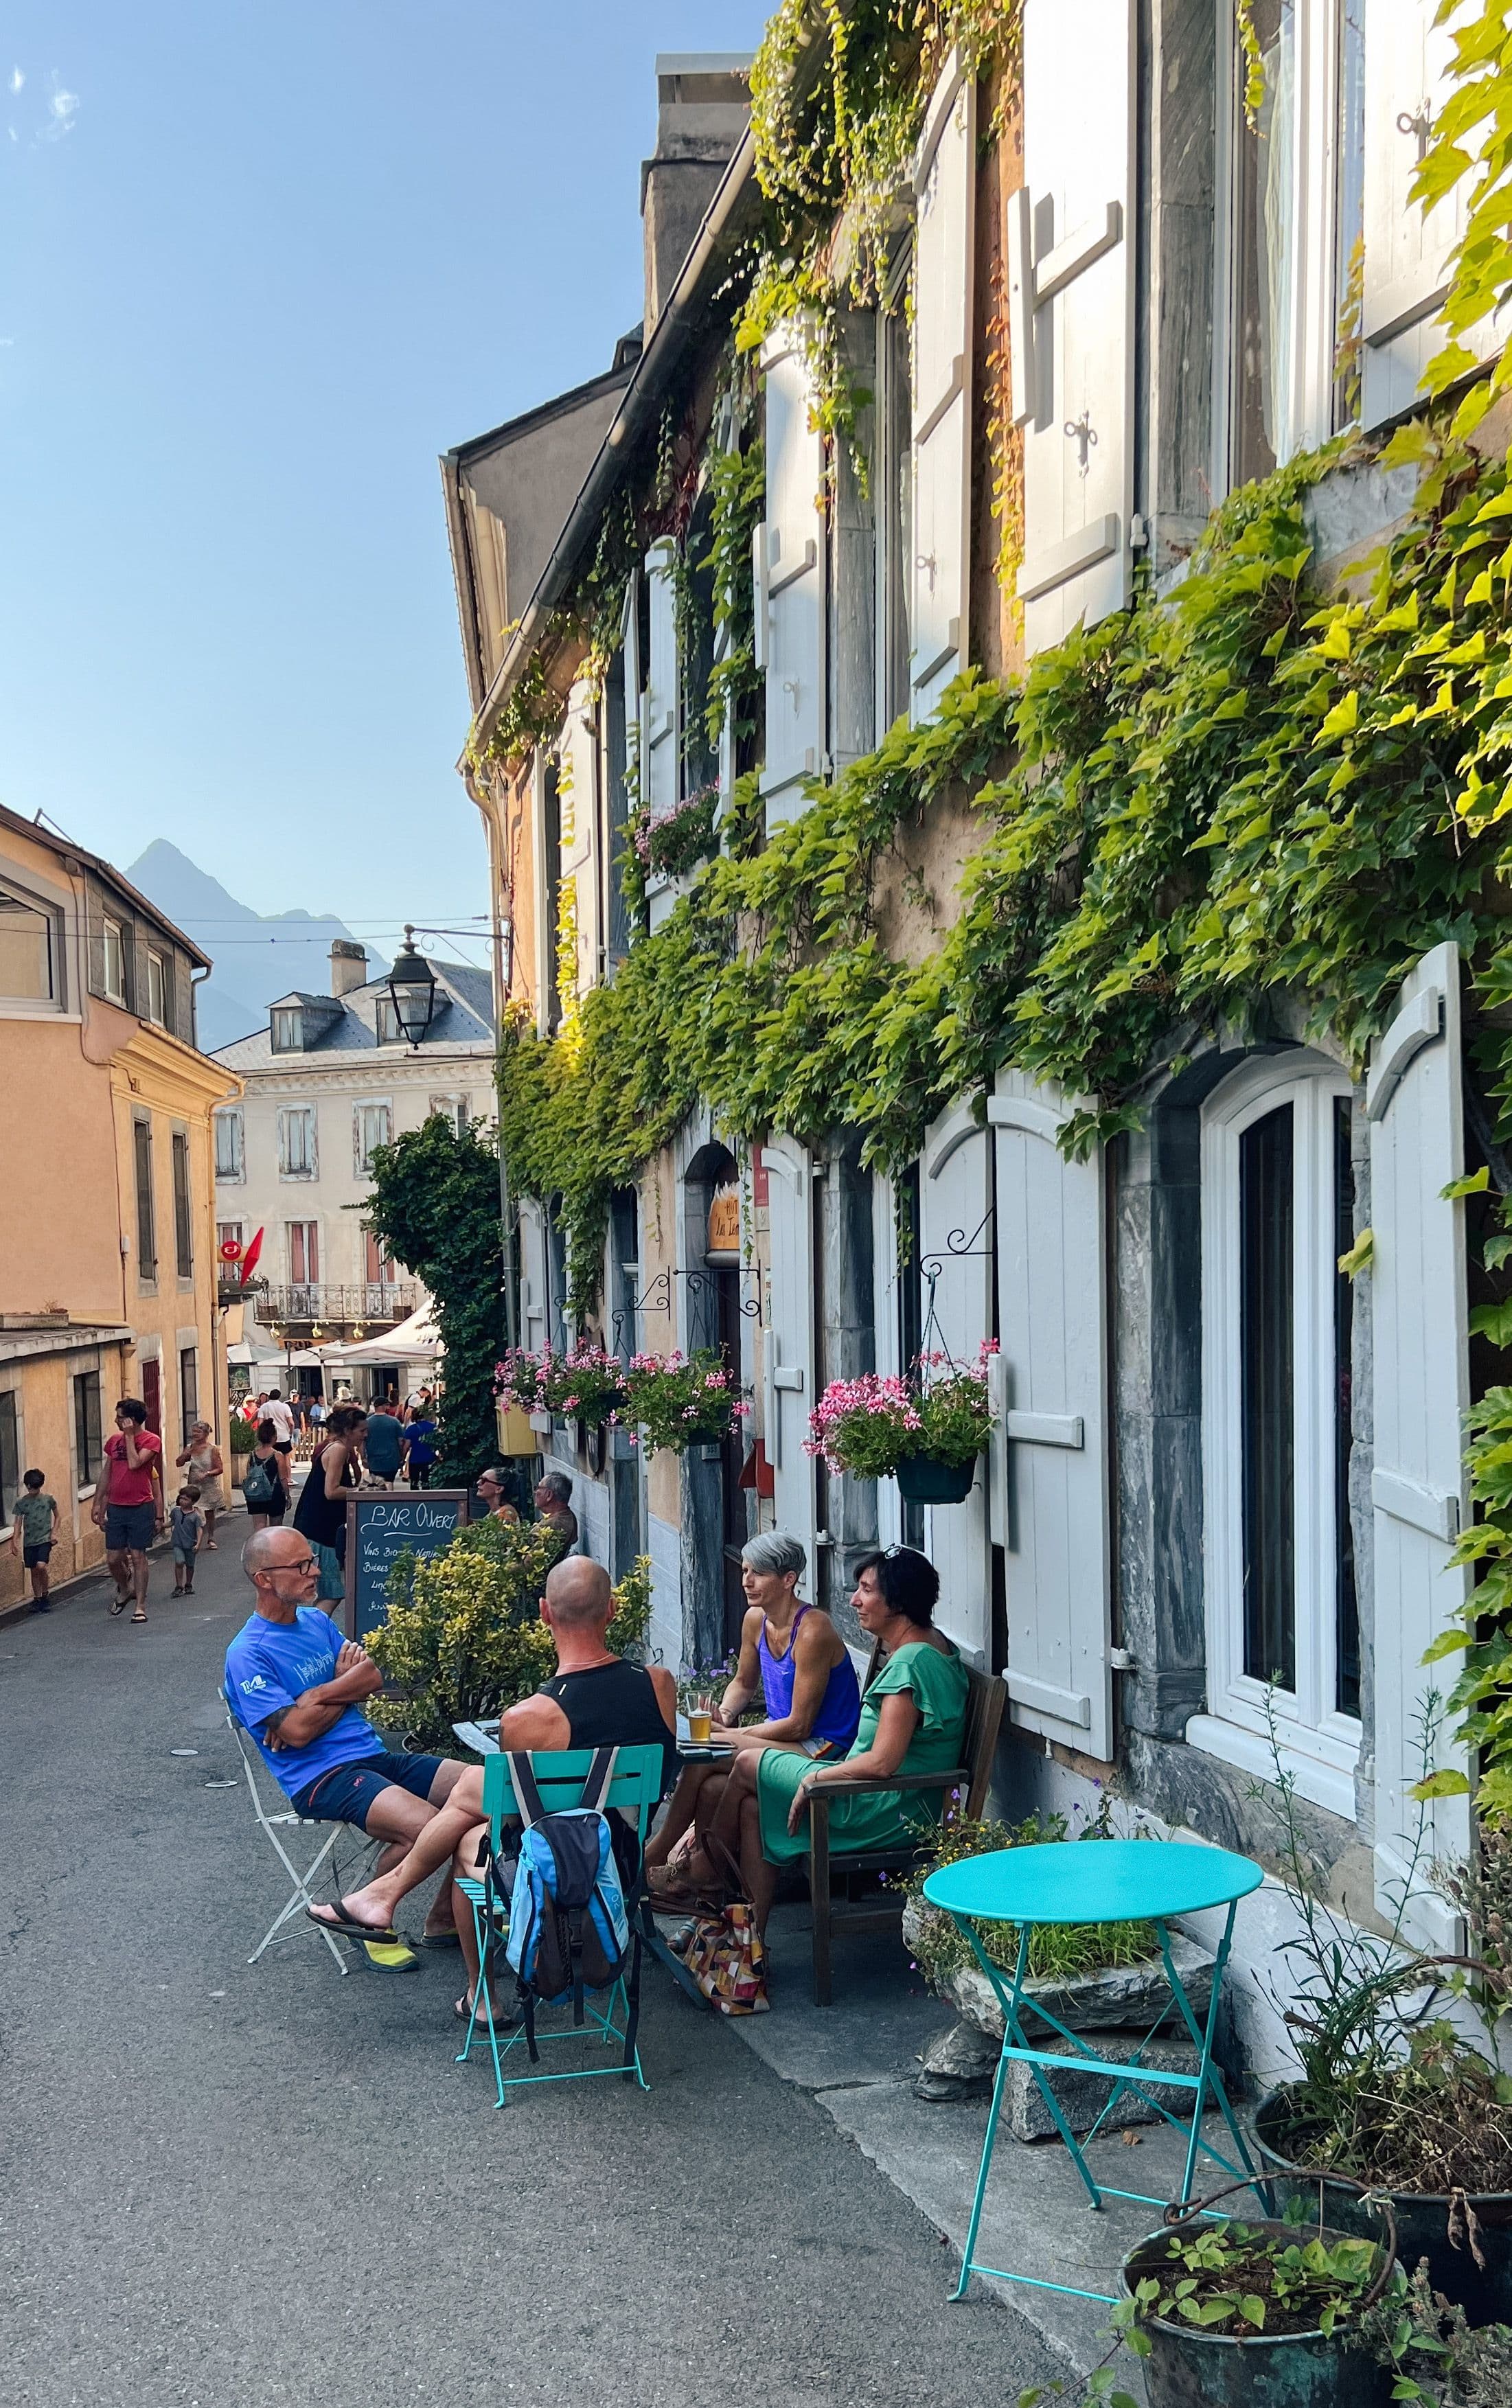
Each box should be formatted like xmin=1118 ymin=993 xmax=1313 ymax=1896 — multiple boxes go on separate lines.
xmin=361 ymin=1405 xmax=404 ymax=1483
xmin=225 ymin=1527 xmax=484 ymax=1947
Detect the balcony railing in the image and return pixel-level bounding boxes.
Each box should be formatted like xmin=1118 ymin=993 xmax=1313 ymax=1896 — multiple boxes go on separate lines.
xmin=257 ymin=1283 xmax=419 ymax=1327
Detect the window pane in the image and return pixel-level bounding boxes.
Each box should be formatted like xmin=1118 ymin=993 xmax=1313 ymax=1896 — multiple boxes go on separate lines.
xmin=147 ymin=953 xmax=166 ymax=1025
xmin=1231 ymin=0 xmax=1297 ymax=483
xmin=0 ymin=1391 xmax=17 ymax=1525
xmin=179 ymin=1346 xmax=198 ymax=1438
xmin=1333 ymin=0 xmax=1366 ymax=428
xmin=75 ymin=1371 xmax=103 ymax=1485
xmin=102 ymin=919 xmax=124 ymax=1000
xmin=172 ymin=1132 xmax=193 ymax=1278
xmin=1240 ymin=1101 xmax=1295 ymax=1687
xmin=0 ymin=893 xmax=52 ymax=1000
xmin=134 ymin=1119 xmax=156 ymax=1274
xmin=214 ymin=1112 xmax=241 ymax=1179
xmin=1333 ymin=1095 xmax=1360 ymax=1715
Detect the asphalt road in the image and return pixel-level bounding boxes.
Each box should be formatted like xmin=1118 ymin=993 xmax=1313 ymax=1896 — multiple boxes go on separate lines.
xmin=0 ymin=1519 xmax=1062 ymax=2408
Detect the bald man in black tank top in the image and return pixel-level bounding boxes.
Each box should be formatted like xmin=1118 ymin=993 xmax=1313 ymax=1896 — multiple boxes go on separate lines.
xmin=451 ymin=1558 xmax=678 ymax=2021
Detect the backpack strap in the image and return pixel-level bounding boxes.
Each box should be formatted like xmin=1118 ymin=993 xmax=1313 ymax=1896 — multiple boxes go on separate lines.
xmin=506 ymin=1750 xmax=547 ymax=1829
xmin=577 ymin=1745 xmax=618 ymax=1816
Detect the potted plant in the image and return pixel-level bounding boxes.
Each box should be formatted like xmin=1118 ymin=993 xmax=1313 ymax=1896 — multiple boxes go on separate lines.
xmin=548 ymin=1340 xmax=628 ymax=1432
xmin=633 ymin=783 xmax=720 ymax=883
xmin=227 ymin=1417 xmax=255 ymax=1487
xmin=621 ymin=1349 xmax=748 ymax=1456
xmin=1113 ymin=2206 xmax=1396 ymax=2408
xmin=494 ymin=1344 xmax=556 ymax=1435
xmin=806 ymin=1343 xmax=997 ymax=1506
xmin=1244 ymin=1704 xmax=1512 ymax=2324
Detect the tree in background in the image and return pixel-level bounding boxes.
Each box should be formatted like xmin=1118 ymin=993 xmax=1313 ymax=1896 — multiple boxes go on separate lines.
xmin=363 ymin=1112 xmax=504 ymax=1483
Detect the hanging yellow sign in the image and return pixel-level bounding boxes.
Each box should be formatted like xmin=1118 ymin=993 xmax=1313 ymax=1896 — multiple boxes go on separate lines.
xmin=707 ymin=1186 xmax=741 ymax=1258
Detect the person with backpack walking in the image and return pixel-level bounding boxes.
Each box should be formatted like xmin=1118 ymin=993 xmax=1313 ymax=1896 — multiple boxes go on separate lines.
xmin=242 ymin=1420 xmax=290 ymax=1530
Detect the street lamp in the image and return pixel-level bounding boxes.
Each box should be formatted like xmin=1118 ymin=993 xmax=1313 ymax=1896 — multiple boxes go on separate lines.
xmin=388 ymin=926 xmax=437 ymax=1047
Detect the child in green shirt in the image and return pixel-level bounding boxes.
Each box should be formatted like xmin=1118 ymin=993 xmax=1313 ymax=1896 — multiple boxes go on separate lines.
xmin=11 ymin=1469 xmax=59 ymax=1612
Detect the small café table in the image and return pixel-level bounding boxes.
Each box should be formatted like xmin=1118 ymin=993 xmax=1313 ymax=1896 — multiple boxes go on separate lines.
xmin=921 ymin=1837 xmax=1264 ymax=2304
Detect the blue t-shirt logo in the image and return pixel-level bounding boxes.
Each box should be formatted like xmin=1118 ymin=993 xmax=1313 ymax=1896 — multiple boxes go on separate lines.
xmin=224 ymin=1606 xmax=385 ymax=1800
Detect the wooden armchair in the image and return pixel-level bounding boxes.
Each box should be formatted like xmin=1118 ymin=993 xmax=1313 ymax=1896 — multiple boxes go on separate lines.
xmin=804 ymin=1648 xmax=1006 ymax=2006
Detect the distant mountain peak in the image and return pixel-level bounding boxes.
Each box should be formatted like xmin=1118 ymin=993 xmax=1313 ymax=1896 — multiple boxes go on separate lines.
xmin=125 ymin=841 xmax=389 ymax=1052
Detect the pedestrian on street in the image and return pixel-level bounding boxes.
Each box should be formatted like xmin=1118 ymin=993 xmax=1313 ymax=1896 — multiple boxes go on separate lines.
xmin=402 ymin=1404 xmax=437 ymax=1491
xmin=174 ymin=1422 xmax=225 ymax=1548
xmin=361 ymin=1398 xmax=405 ymax=1484
xmin=10 ymin=1469 xmax=59 ymax=1612
xmin=242 ymin=1421 xmax=291 ymax=1531
xmin=170 ymin=1487 xmax=205 ymax=1595
xmin=293 ymin=1403 xmax=367 ymax=1599
xmin=95 ymin=1399 xmax=165 ymax=1625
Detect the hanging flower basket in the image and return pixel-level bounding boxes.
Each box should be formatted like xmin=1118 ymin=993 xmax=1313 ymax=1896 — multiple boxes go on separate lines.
xmin=895 ymin=1454 xmax=978 ymax=1505
xmin=494 ymin=1342 xmax=627 ymax=1431
xmin=805 ymin=1344 xmax=996 ymax=1504
xmin=621 ymin=1349 xmax=749 ymax=1456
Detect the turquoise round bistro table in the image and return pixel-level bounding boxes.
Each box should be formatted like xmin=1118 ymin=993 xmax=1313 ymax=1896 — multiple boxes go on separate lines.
xmin=923 ymin=1838 xmax=1265 ymax=2304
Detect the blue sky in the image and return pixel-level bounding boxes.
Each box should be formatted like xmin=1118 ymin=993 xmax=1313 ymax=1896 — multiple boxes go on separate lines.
xmin=0 ymin=1 xmax=770 ymax=964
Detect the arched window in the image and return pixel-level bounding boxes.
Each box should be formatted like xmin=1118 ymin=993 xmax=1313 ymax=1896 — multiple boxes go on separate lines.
xmin=1193 ymin=1053 xmax=1362 ymax=1813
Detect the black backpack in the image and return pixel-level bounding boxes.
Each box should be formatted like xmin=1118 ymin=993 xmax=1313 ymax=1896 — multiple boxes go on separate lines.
xmin=241 ymin=1456 xmax=277 ymax=1510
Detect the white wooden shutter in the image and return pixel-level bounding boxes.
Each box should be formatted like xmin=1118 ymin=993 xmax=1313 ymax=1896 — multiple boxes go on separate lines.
xmin=762 ymin=1135 xmax=816 ymax=1561
xmin=560 ymin=680 xmax=597 ymax=986
xmin=761 ymin=328 xmax=825 ymax=829
xmin=644 ymin=538 xmax=678 ymax=820
xmin=910 ymin=51 xmax=975 ymax=724
xmin=1361 ymin=0 xmax=1502 ymax=431
xmin=1367 ymin=939 xmax=1471 ymax=1948
xmin=1016 ymin=0 xmax=1135 ymax=656
xmin=989 ymin=1070 xmax=1112 ymax=1759
xmin=919 ymin=1101 xmax=992 ymax=1664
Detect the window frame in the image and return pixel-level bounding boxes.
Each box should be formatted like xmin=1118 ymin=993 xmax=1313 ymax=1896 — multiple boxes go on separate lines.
xmin=172 ymin=1128 xmax=194 ymax=1280
xmin=101 ymin=916 xmax=126 ymax=1007
xmin=0 ymin=880 xmax=58 ymax=1008
xmin=146 ymin=949 xmax=168 ymax=1027
xmin=354 ymin=1099 xmax=393 ymax=1175
xmin=428 ymin=1094 xmax=469 ymax=1137
xmin=277 ymin=1105 xmax=318 ymax=1181
xmin=873 ymin=242 xmax=915 ymax=742
xmin=179 ymin=1345 xmax=198 ymax=1441
xmin=271 ymin=1007 xmax=303 ymax=1053
xmin=1194 ymin=1050 xmax=1362 ymax=1813
xmin=286 ymin=1219 xmax=320 ymax=1291
xmin=0 ymin=1388 xmax=17 ymax=1528
xmin=374 ymin=996 xmax=403 ymax=1045
xmin=133 ymin=1113 xmax=157 ymax=1281
xmin=73 ymin=1368 xmax=103 ymax=1491
xmin=1212 ymin=0 xmax=1355 ymax=499
xmin=214 ymin=1109 xmax=244 ymax=1183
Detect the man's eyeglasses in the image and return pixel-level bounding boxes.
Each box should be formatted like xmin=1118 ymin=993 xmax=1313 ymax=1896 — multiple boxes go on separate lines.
xmin=274 ymin=1554 xmax=318 ymax=1576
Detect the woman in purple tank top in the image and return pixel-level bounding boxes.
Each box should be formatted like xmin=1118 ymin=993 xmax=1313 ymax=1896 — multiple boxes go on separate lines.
xmin=645 ymin=1531 xmax=861 ymax=1892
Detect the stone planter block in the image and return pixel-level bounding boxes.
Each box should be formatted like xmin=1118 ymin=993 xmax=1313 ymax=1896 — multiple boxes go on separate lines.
xmin=915 ymin=2020 xmax=999 ymax=2103
xmin=1004 ymin=2029 xmax=1200 ymax=2142
xmin=902 ymin=1896 xmax=1215 ymax=2039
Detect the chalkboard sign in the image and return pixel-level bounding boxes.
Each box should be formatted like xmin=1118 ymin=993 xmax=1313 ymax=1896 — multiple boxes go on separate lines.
xmin=345 ymin=1489 xmax=470 ymax=1641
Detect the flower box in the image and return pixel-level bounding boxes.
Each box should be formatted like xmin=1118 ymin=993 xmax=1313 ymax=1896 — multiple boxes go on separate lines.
xmin=806 ymin=1344 xmax=998 ymax=1502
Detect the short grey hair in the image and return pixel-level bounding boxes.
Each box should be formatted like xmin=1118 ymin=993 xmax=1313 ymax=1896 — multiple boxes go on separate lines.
xmin=742 ymin=1530 xmax=806 ymax=1583
xmin=540 ymin=1469 xmax=573 ymax=1505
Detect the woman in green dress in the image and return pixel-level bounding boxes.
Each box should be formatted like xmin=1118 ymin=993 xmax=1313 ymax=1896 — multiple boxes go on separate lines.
xmin=676 ymin=1546 xmax=970 ymax=1936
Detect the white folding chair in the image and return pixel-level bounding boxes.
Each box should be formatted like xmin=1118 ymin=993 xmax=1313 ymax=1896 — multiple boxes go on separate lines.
xmin=221 ymin=1697 xmax=377 ymax=1977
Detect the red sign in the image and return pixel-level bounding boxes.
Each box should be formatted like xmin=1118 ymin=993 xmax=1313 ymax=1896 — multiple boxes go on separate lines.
xmin=219 ymin=1238 xmax=243 ymax=1263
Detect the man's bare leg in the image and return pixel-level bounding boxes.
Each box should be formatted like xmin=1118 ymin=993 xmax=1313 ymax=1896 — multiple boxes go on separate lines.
xmin=322 ymin=1764 xmax=485 ymax=1934
xmin=105 ymin=1544 xmax=133 ymax=1605
xmin=128 ymin=1546 xmax=150 ymax=1618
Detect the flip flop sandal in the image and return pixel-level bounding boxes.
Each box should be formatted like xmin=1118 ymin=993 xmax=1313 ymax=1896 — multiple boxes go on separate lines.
xmin=109 ymin=1596 xmax=129 ymax=1615
xmin=416 ymin=1929 xmax=462 ymax=1950
xmin=131 ymin=1610 xmax=148 ymax=1625
xmin=306 ymin=1903 xmax=400 ymax=1945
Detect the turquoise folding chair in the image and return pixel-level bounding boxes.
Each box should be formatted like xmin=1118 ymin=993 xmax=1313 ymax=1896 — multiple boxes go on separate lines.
xmin=455 ymin=1744 xmax=663 ymax=2108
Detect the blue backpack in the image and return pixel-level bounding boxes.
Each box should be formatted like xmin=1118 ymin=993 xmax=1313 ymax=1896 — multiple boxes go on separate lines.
xmin=501 ymin=1747 xmax=639 ymax=2063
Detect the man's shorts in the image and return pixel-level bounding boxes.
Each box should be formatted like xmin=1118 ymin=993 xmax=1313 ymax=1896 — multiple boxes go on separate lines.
xmin=105 ymin=1502 xmax=156 ymax=1553
xmin=23 ymin=1544 xmax=52 ymax=1568
xmin=290 ymin=1749 xmax=445 ymax=1829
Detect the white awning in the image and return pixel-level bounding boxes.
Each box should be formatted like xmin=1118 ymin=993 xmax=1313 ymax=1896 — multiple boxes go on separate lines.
xmin=319 ymin=1305 xmax=443 ymax=1366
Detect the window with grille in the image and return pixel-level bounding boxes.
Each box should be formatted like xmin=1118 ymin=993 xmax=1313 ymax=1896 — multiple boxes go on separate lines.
xmin=134 ymin=1116 xmax=156 ymax=1276
xmin=172 ymin=1131 xmax=193 ymax=1278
